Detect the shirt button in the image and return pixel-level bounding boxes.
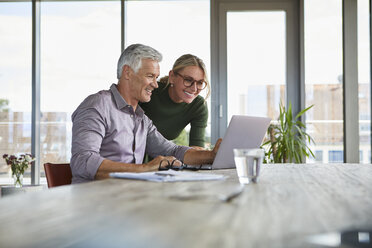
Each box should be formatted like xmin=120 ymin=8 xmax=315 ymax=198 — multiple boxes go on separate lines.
xmin=130 ymin=115 xmax=134 ymax=118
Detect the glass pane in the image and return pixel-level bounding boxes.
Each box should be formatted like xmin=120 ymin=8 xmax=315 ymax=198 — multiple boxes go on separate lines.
xmin=328 ymin=150 xmax=343 ymax=163
xmin=226 ymin=11 xmax=286 ymax=123
xmin=0 ymin=2 xmax=32 ymax=184
xmin=40 ymin=1 xmax=120 ymax=174
xmin=304 ymin=0 xmax=343 ymax=163
xmin=125 ymin=0 xmax=211 ymax=146
xmin=358 ymin=0 xmax=371 ymax=164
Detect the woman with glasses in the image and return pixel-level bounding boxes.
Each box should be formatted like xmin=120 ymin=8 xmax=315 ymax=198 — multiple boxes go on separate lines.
xmin=140 ymin=54 xmax=210 ymax=149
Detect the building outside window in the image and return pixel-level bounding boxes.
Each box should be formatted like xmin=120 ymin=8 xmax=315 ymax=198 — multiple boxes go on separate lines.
xmin=314 ymin=150 xmax=323 ymax=162
xmin=328 ymin=150 xmax=344 ymax=163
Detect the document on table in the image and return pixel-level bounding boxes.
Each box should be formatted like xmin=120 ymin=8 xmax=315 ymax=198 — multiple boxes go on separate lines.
xmin=109 ymin=169 xmax=226 ymax=182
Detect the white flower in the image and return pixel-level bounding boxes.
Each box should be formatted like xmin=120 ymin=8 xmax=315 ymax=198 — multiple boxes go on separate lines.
xmin=25 ymin=154 xmax=33 ymax=162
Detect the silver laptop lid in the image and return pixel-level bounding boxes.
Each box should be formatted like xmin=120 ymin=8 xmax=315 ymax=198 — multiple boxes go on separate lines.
xmin=212 ymin=115 xmax=271 ymax=169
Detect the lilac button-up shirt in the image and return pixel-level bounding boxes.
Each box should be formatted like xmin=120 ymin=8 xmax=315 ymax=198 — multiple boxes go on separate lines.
xmin=70 ymin=84 xmax=190 ymax=183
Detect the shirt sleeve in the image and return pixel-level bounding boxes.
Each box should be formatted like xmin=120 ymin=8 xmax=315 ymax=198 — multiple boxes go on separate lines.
xmin=145 ymin=118 xmax=190 ymax=161
xmin=189 ymin=100 xmax=208 ymax=147
xmin=70 ymin=101 xmax=106 ymax=183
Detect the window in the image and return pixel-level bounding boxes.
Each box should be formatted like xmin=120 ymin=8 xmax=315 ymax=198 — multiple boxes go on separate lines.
xmin=226 ymin=11 xmax=286 ymax=122
xmin=358 ymin=0 xmax=371 ymax=163
xmin=125 ymin=0 xmax=211 ymax=146
xmin=328 ymin=150 xmax=343 ymax=163
xmin=0 ymin=2 xmax=32 ymax=184
xmin=359 ymin=150 xmax=363 ymax=162
xmin=315 ymin=150 xmax=323 ymax=162
xmin=305 ymin=0 xmax=343 ymax=163
xmin=0 ymin=0 xmax=370 ymax=185
xmin=40 ymin=1 xmax=120 ymax=169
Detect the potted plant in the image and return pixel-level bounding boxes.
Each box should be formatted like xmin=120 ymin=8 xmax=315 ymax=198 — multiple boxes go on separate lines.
xmin=3 ymin=153 xmax=35 ymax=187
xmin=262 ymin=102 xmax=315 ymax=163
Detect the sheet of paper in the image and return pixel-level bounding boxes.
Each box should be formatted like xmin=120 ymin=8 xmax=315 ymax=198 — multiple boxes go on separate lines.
xmin=109 ymin=170 xmax=226 ymax=182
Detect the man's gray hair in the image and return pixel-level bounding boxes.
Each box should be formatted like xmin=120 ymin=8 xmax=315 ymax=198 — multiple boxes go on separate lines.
xmin=117 ymin=44 xmax=163 ymax=79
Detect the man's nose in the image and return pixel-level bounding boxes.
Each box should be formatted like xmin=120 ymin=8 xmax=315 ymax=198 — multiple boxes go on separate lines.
xmin=151 ymin=79 xmax=158 ymax=88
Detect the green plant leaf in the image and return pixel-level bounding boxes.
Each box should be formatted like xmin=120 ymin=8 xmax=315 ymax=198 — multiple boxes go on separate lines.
xmin=263 ymin=101 xmax=315 ymax=163
xmin=295 ymin=104 xmax=314 ymax=120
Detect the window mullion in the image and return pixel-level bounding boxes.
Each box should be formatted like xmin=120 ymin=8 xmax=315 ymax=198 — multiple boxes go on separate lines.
xmin=31 ymin=0 xmax=41 ymax=185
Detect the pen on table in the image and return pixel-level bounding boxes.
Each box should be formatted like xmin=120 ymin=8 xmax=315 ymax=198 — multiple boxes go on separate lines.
xmin=155 ymin=172 xmax=175 ymax=177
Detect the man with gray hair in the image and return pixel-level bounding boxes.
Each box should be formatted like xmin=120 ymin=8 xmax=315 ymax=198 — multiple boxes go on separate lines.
xmin=70 ymin=44 xmax=221 ymax=183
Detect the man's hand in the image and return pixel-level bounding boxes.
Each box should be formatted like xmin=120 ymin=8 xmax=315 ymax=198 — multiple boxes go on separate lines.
xmin=190 ymin=146 xmax=205 ymax=150
xmin=146 ymin=156 xmax=178 ymax=170
xmin=95 ymin=155 xmax=181 ymax=180
xmin=95 ymin=139 xmax=223 ymax=180
xmin=212 ymin=138 xmax=222 ymax=156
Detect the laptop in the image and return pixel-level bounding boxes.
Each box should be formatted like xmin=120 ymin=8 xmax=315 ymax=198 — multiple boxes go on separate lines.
xmin=202 ymin=115 xmax=271 ymax=169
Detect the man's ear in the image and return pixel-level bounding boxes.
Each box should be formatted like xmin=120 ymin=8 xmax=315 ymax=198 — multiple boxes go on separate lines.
xmin=122 ymin=65 xmax=132 ymax=80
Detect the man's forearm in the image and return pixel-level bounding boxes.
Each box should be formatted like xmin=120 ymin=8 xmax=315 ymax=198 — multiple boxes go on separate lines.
xmin=95 ymin=159 xmax=158 ymax=180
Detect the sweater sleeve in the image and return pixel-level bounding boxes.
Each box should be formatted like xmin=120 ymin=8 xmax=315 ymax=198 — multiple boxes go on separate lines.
xmin=189 ymin=99 xmax=208 ymax=147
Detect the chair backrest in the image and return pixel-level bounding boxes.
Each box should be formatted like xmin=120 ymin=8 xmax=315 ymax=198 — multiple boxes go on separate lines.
xmin=44 ymin=163 xmax=72 ymax=188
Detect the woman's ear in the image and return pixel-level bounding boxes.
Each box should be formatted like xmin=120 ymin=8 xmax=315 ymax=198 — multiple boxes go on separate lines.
xmin=169 ymin=70 xmax=175 ymax=80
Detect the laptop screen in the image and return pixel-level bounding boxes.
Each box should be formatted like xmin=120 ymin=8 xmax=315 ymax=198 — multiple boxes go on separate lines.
xmin=210 ymin=115 xmax=271 ymax=169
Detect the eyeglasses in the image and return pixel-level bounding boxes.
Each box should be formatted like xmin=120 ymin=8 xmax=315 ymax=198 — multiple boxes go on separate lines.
xmin=158 ymin=159 xmax=203 ymax=171
xmin=174 ymin=72 xmax=207 ymax=90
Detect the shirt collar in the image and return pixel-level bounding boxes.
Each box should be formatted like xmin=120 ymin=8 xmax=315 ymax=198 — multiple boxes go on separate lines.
xmin=110 ymin=83 xmax=144 ymax=117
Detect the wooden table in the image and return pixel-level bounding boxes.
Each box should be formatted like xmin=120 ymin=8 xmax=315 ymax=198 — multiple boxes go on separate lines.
xmin=0 ymin=163 xmax=371 ymax=248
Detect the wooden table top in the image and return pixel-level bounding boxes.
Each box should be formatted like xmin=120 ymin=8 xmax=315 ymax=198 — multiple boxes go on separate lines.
xmin=0 ymin=163 xmax=371 ymax=248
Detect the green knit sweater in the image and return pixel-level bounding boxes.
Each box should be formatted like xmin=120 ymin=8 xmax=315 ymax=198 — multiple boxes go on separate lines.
xmin=140 ymin=82 xmax=208 ymax=147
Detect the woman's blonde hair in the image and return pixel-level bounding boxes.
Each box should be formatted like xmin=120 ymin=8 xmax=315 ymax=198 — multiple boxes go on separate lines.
xmin=160 ymin=54 xmax=210 ymax=99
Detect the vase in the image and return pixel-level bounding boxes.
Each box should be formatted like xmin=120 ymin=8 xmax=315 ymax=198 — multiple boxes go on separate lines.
xmin=13 ymin=172 xmax=23 ymax=188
